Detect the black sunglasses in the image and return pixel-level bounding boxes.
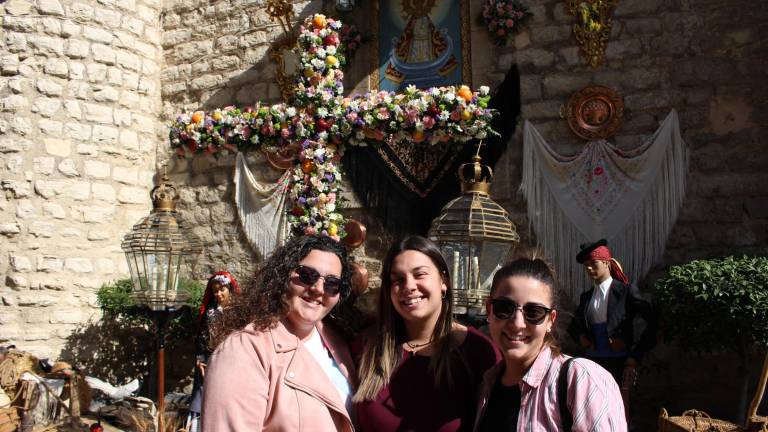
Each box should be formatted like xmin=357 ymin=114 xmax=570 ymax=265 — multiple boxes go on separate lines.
xmin=294 ymin=265 xmax=343 ymax=296
xmin=490 ymin=297 xmax=553 ymax=325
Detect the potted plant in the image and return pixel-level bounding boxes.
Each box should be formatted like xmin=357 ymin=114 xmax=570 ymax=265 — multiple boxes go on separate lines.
xmin=654 ymin=255 xmax=768 ymax=423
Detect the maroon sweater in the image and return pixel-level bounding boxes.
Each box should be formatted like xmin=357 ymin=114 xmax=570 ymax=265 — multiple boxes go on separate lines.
xmin=356 ymin=327 xmax=500 ymax=432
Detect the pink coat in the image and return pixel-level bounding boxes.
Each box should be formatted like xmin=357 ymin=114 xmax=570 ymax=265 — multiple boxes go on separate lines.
xmin=202 ymin=320 xmax=356 ymax=431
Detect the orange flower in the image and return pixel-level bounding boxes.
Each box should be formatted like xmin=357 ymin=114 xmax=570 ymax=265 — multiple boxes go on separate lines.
xmin=191 ymin=111 xmax=205 ymax=124
xmin=313 ymin=14 xmax=327 ymax=29
xmin=457 ymin=85 xmax=473 ymax=102
xmin=301 ymin=160 xmax=315 ymax=173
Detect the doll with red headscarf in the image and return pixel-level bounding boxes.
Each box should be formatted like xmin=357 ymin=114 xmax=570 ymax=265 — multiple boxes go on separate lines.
xmin=188 ymin=271 xmax=242 ymax=431
xmin=566 ymin=240 xmax=657 ymax=385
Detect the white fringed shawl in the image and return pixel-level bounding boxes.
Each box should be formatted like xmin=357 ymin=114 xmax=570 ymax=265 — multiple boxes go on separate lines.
xmin=521 ymin=111 xmax=688 ymax=299
xmin=234 ymin=153 xmax=290 ymax=259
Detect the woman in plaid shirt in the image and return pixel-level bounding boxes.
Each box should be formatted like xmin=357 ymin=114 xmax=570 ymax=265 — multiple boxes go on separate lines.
xmin=474 ymin=258 xmax=626 ymax=431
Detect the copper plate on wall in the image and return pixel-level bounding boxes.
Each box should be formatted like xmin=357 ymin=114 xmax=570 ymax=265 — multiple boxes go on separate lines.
xmin=264 ymin=143 xmax=299 ymax=171
xmin=564 ymin=85 xmax=624 ymax=141
xmin=342 ymin=219 xmax=367 ymax=249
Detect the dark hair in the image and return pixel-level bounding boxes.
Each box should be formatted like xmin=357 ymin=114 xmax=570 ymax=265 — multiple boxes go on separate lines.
xmin=490 ymin=258 xmax=562 ymax=352
xmin=355 ymin=235 xmax=455 ymax=401
xmin=212 ymin=235 xmax=352 ymax=346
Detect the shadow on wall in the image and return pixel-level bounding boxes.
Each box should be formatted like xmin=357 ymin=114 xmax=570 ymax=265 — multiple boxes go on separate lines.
xmin=58 ymin=317 xmax=196 ymax=397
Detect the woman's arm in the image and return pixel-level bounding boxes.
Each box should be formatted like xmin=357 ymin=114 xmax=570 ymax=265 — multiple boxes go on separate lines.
xmin=567 ymin=359 xmax=627 ymax=432
xmin=202 ymin=330 xmax=270 ymax=430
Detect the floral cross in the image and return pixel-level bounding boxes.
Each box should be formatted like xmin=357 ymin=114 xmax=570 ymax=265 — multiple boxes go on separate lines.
xmin=170 ymin=14 xmax=498 ymax=239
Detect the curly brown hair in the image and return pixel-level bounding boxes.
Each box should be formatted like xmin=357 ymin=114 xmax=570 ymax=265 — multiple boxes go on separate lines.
xmin=210 ymin=235 xmax=352 ymax=347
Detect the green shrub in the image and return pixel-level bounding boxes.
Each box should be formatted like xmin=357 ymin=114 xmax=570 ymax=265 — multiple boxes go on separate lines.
xmin=654 ymin=255 xmax=768 ymax=353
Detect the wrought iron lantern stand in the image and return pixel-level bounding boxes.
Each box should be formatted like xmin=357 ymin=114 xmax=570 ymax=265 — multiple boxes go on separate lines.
xmin=122 ymin=173 xmax=202 ymax=432
xmin=428 ymin=144 xmax=520 ymax=319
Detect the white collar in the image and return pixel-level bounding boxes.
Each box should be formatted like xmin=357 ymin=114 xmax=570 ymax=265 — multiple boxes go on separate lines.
xmin=597 ymin=276 xmax=613 ymax=296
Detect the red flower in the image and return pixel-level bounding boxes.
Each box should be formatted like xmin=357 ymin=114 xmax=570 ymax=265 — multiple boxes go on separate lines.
xmin=594 ymin=166 xmax=604 ymax=175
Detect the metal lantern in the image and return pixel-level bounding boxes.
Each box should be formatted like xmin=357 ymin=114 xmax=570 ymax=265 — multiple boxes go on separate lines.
xmin=121 ymin=173 xmax=202 ymax=430
xmin=428 ymin=150 xmax=520 ymax=316
xmin=122 ymin=174 xmax=202 ymax=311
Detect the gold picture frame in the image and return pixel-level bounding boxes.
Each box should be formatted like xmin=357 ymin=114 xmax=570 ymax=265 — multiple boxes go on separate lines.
xmin=369 ymin=0 xmax=472 ymax=91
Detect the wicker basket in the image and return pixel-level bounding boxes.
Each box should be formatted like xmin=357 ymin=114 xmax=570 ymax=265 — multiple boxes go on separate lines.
xmin=659 ymin=408 xmax=743 ymax=432
xmin=0 ymin=407 xmax=19 ymax=432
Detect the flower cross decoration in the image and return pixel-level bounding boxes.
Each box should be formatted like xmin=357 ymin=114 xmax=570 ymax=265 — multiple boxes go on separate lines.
xmin=170 ymin=14 xmax=499 ymax=240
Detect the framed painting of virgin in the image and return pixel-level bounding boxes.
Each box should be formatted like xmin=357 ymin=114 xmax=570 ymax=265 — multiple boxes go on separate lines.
xmin=370 ymin=0 xmax=472 ymax=91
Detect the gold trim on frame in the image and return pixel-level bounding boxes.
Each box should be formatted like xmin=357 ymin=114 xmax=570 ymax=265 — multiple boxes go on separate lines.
xmin=369 ymin=0 xmax=472 ymax=91
xmin=269 ymin=33 xmax=299 ymax=102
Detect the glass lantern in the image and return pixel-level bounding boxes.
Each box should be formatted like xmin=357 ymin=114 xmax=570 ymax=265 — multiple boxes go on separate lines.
xmin=428 ymin=151 xmax=519 ymax=316
xmin=121 ymin=174 xmax=203 ymax=311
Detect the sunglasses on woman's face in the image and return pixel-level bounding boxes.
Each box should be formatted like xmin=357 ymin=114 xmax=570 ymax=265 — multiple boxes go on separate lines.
xmin=489 ymin=297 xmax=553 ymax=325
xmin=294 ymin=265 xmax=343 ymax=296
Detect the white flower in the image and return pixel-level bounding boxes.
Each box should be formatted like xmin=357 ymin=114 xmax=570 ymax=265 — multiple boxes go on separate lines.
xmin=326 ymin=46 xmax=336 ymax=55
xmin=438 ymin=111 xmax=450 ymax=121
xmin=317 ymin=107 xmax=329 ymax=117
xmin=479 ymin=85 xmax=490 ymax=95
xmin=316 ymin=48 xmax=326 ymax=58
xmin=415 ymin=121 xmax=424 ymax=131
xmin=476 ymin=130 xmax=488 ymax=139
xmin=443 ymin=92 xmax=456 ymax=102
xmin=326 ymin=203 xmax=336 ymax=212
xmin=286 ymin=107 xmax=297 ymax=117
xmin=311 ymin=58 xmax=325 ymax=69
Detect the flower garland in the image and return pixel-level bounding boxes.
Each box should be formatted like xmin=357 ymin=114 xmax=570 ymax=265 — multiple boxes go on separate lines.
xmin=170 ymin=14 xmax=499 ymax=239
xmin=480 ymin=0 xmax=532 ymax=46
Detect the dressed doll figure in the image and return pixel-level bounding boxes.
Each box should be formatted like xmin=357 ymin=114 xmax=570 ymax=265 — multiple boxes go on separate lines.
xmin=187 ymin=271 xmax=241 ymax=432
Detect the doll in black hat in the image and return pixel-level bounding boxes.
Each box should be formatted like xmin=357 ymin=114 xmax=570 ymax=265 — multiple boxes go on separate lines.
xmin=567 ymin=240 xmax=658 ymax=416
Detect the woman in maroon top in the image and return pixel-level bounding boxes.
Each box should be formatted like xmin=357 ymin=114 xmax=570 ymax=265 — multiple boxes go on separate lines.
xmin=354 ymin=236 xmax=499 ymax=431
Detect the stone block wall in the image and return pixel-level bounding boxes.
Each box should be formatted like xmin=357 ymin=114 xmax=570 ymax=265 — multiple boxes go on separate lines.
xmin=0 ymin=0 xmax=163 ymax=357
xmin=482 ymin=0 xmax=768 ymax=268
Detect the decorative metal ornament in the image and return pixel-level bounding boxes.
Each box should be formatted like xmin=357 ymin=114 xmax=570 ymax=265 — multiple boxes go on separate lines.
xmin=264 ymin=141 xmax=299 ymax=170
xmin=335 ymin=0 xmax=356 ymax=12
xmin=341 ymin=219 xmax=367 ymax=249
xmin=265 ymin=0 xmax=294 ymax=34
xmin=268 ymin=34 xmax=300 ymax=102
xmin=428 ymin=144 xmax=520 ymax=316
xmin=562 ymin=85 xmax=624 ymax=141
xmin=566 ymin=0 xmax=619 ymax=68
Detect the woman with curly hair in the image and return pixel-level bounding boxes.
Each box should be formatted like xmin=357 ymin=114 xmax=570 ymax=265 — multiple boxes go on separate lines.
xmin=202 ymin=235 xmax=355 ymax=431
xmin=354 ymin=235 xmax=499 ymax=431
xmin=187 ymin=271 xmax=241 ymax=432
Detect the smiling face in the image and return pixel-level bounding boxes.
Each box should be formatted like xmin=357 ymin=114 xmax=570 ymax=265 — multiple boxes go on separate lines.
xmin=486 ymin=275 xmax=556 ymax=371
xmin=388 ymin=250 xmax=447 ymax=329
xmin=211 ymin=283 xmax=231 ymax=307
xmin=283 ymin=249 xmax=342 ymax=340
xmin=584 ymin=259 xmax=611 ymax=283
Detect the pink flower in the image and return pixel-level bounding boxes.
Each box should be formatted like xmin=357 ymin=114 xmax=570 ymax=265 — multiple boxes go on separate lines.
xmin=594 ymin=166 xmax=604 ymax=175
xmin=450 ymin=110 xmax=461 ymax=121
xmin=281 ymin=128 xmax=291 ymax=139
xmin=423 ymin=116 xmax=436 ymax=129
xmin=346 ymin=112 xmax=358 ymax=122
xmin=506 ymin=18 xmax=515 ymax=28
xmin=328 ymin=192 xmax=336 ymax=203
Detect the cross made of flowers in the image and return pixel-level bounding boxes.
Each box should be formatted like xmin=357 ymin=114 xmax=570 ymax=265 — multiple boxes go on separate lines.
xmin=170 ymin=14 xmax=499 ymax=240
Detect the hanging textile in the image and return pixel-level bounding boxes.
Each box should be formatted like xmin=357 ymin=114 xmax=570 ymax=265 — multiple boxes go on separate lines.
xmin=343 ymin=65 xmax=522 ymax=235
xmin=521 ymin=110 xmax=688 ymax=299
xmin=234 ymin=153 xmax=290 ymax=259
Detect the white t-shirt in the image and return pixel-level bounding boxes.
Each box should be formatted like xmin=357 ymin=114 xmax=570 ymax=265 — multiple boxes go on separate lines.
xmin=588 ymin=276 xmax=613 ymax=324
xmin=304 ymin=328 xmax=352 ymax=413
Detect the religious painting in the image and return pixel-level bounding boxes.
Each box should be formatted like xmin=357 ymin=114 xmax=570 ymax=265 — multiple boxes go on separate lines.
xmin=371 ymin=0 xmax=472 ymax=91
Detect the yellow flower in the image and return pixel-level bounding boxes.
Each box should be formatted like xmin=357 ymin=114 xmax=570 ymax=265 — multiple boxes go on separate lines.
xmin=328 ymin=223 xmax=338 ymax=236
xmin=461 ymin=110 xmax=472 ymax=121
xmin=326 ymin=55 xmax=339 ymax=67
xmin=212 ymin=111 xmax=223 ymax=121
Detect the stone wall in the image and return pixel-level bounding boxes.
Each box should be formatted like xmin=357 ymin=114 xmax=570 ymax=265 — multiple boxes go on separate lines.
xmin=0 ymin=0 xmax=163 ymax=357
xmin=485 ymin=0 xmax=768 ymax=267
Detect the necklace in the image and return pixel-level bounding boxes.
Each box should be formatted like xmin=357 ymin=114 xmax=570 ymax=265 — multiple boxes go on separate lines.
xmin=405 ymin=339 xmax=434 ymax=350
